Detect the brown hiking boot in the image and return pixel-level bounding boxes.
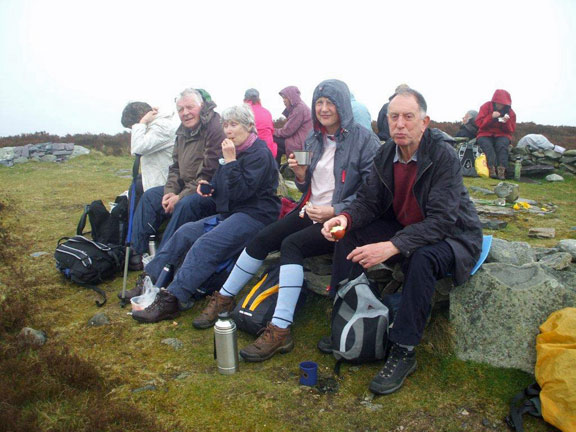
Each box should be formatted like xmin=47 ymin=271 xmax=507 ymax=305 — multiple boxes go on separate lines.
xmin=131 ymin=288 xmax=180 ymax=323
xmin=117 ymin=272 xmax=148 ymax=301
xmin=192 ymin=292 xmax=236 ymax=329
xmin=489 ymin=166 xmax=497 ymax=179
xmin=240 ymin=323 xmax=294 ymax=362
xmin=497 ymin=166 xmax=506 ymax=180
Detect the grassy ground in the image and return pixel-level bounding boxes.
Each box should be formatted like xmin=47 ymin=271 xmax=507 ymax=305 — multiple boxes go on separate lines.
xmin=1 ymin=153 xmax=571 ymax=431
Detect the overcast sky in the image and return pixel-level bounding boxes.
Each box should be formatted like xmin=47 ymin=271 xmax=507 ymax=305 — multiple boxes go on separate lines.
xmin=0 ymin=0 xmax=574 ymax=137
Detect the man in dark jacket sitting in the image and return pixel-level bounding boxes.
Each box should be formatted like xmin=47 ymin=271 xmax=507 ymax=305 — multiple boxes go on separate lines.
xmin=455 ymin=109 xmax=479 ymax=139
xmin=321 ymin=88 xmax=483 ymax=395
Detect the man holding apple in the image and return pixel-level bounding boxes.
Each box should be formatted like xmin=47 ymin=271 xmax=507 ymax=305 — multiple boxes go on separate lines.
xmin=321 ymin=87 xmax=483 ymax=395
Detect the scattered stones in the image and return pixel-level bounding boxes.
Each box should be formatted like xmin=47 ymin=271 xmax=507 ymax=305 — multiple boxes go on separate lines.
xmin=557 ymin=239 xmax=576 ymax=261
xmin=161 ymin=338 xmax=183 ymax=351
xmin=360 ymin=400 xmax=383 ymax=412
xmin=88 ymin=313 xmax=110 ymax=327
xmin=545 ymin=174 xmax=564 ymax=182
xmin=19 ymin=327 xmax=47 ymax=346
xmin=479 ymin=218 xmax=507 ymax=230
xmin=132 ymin=384 xmax=157 ymax=393
xmin=528 ymin=227 xmax=556 ymax=239
xmin=538 ymin=252 xmax=573 ymax=270
xmin=494 ymin=182 xmax=519 ymax=203
xmin=30 ymin=251 xmax=49 ymax=258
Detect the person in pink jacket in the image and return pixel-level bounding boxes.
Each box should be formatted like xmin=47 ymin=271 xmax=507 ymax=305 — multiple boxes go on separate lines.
xmin=273 ymin=86 xmax=313 ymax=164
xmin=475 ymin=89 xmax=517 ymax=179
xmin=243 ymin=89 xmax=277 ymax=157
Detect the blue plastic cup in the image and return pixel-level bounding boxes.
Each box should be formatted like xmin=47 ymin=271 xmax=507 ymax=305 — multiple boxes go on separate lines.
xmin=299 ymin=361 xmax=318 ymax=386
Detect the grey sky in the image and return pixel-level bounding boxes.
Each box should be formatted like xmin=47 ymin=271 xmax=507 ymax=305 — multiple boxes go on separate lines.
xmin=0 ymin=0 xmax=574 ymax=137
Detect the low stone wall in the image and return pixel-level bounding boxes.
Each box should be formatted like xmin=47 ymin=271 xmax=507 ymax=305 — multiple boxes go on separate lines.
xmin=0 ymin=143 xmax=90 ymax=167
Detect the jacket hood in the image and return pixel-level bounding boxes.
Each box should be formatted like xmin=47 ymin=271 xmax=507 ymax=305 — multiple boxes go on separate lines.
xmin=311 ymin=79 xmax=354 ymax=132
xmin=279 ymin=86 xmax=303 ymax=106
xmin=491 ymin=89 xmax=512 ymax=106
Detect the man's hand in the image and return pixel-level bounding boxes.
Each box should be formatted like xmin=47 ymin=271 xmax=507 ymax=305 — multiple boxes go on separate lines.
xmin=321 ymin=215 xmax=348 ymax=241
xmin=305 ymin=203 xmax=334 ymax=223
xmin=222 ymin=139 xmax=236 ymax=163
xmin=287 ymin=153 xmax=308 ymax=183
xmin=162 ymin=193 xmax=180 ymax=214
xmin=347 ymin=241 xmax=400 ymax=268
xmin=140 ymin=108 xmax=159 ymax=125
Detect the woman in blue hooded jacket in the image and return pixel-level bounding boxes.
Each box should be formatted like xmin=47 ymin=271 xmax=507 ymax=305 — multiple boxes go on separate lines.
xmin=193 ymin=79 xmax=380 ymax=362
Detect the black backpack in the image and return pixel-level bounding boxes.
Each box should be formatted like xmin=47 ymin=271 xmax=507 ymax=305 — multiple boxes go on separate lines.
xmin=54 ymin=236 xmax=124 ymax=306
xmin=329 ymin=273 xmax=392 ymax=371
xmin=458 ymin=139 xmax=481 ymax=177
xmin=77 ymin=196 xmax=129 ymax=246
xmin=232 ymin=265 xmax=306 ymax=335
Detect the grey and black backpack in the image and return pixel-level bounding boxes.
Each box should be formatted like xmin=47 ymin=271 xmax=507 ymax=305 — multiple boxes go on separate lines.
xmin=330 ymin=273 xmax=392 ymax=371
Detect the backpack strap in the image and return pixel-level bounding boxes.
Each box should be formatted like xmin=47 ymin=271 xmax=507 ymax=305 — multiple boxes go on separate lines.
xmin=85 ymin=284 xmax=107 ymax=307
xmin=76 ymin=204 xmax=91 ymax=236
xmin=505 ymin=382 xmax=542 ymax=431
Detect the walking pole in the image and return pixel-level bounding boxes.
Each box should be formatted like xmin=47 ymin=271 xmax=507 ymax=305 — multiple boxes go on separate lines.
xmin=120 ymin=155 xmax=140 ymax=307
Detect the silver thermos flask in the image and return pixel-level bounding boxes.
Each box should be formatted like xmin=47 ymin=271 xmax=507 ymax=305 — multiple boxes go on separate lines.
xmin=214 ymin=312 xmax=239 ymax=375
xmin=148 ymin=235 xmax=156 ymax=257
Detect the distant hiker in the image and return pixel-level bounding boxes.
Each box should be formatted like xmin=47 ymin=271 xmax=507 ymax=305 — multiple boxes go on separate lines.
xmin=192 ymin=79 xmax=380 ymax=362
xmin=376 ymin=84 xmax=410 ymax=141
xmin=273 ymin=86 xmax=313 ymax=164
xmin=455 ymin=109 xmax=479 ymax=140
xmin=321 ymin=88 xmax=483 ymax=395
xmin=121 ymin=102 xmax=178 ymax=193
xmin=475 ymin=89 xmax=517 ymax=179
xmin=350 ymin=92 xmax=373 ymax=131
xmin=243 ymin=88 xmax=277 ymax=157
xmin=128 ymin=88 xmax=225 ymax=270
xmin=130 ymin=105 xmax=280 ymax=322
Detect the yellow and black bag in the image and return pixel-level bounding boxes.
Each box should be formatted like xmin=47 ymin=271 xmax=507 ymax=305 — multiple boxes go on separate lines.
xmin=232 ymin=265 xmax=306 ymax=335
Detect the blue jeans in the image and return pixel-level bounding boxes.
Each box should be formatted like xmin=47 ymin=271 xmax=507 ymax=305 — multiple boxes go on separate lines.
xmin=145 ymin=213 xmax=266 ymax=303
xmin=130 ymin=186 xmax=216 ymax=255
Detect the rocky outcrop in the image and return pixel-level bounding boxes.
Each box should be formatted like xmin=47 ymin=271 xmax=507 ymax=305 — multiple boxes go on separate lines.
xmin=0 ymin=143 xmax=89 ymax=167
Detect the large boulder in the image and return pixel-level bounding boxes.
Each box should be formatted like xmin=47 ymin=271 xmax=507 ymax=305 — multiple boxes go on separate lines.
xmin=450 ymin=262 xmax=576 ymax=373
xmin=487 ymin=238 xmax=536 ymax=265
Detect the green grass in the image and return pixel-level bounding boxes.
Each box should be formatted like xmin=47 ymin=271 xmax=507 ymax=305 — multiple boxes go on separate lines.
xmin=0 ymin=153 xmax=567 ymax=431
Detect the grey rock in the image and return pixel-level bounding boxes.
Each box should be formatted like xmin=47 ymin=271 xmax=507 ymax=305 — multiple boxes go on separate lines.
xmin=450 ymin=263 xmax=576 ymax=373
xmin=360 ymin=401 xmax=383 ymax=412
xmin=0 ymin=147 xmax=15 ymax=160
xmin=474 ymin=204 xmax=514 ymax=217
xmin=304 ymin=271 xmax=331 ymax=296
xmin=494 ymin=182 xmax=519 ymax=203
xmin=487 ymin=238 xmax=536 ymax=265
xmin=545 ymin=174 xmax=564 ymax=182
xmin=469 ymin=186 xmax=495 ymax=195
xmin=543 ymin=150 xmax=562 ymax=160
xmin=479 ymin=218 xmax=507 ymax=230
xmin=175 ymin=371 xmax=191 ymax=380
xmin=30 ymin=251 xmax=49 ymax=258
xmin=40 ymin=154 xmax=57 ymax=162
xmin=563 ymin=149 xmax=576 ymax=157
xmin=560 ymin=163 xmax=576 ymax=173
xmin=528 ymin=227 xmax=555 ymax=239
xmin=132 ymin=384 xmax=157 ymax=393
xmin=557 ymin=239 xmax=576 ymax=261
xmin=70 ymin=145 xmax=90 ymax=158
xmin=521 ymin=165 xmax=555 ymax=177
xmin=303 ymin=254 xmax=333 ymax=276
xmin=560 ymin=156 xmax=576 ymax=164
xmin=13 ymin=157 xmax=28 ymax=164
xmin=19 ymin=327 xmax=47 ymax=346
xmin=161 ymin=338 xmax=183 ymax=351
xmin=538 ymin=252 xmax=573 ymax=270
xmin=88 ymin=313 xmax=110 ymax=327
xmin=533 ymin=247 xmax=559 ymax=260
xmin=517 ymin=198 xmax=538 ymax=205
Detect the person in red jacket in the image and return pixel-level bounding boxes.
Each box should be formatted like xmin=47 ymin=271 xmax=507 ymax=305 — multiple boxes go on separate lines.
xmin=243 ymin=88 xmax=277 ymax=157
xmin=475 ymin=89 xmax=517 ymax=179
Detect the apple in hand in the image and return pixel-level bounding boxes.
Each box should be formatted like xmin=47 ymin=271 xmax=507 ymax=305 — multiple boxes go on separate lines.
xmin=330 ymin=225 xmax=346 ymax=240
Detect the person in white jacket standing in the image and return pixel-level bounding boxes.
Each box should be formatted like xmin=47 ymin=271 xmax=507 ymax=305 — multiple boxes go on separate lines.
xmin=121 ymin=102 xmax=178 ymax=192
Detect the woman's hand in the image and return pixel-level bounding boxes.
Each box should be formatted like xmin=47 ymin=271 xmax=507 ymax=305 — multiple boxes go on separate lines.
xmin=196 ymin=180 xmax=213 ymax=197
xmin=222 ymin=139 xmax=236 ymax=163
xmin=492 ymin=111 xmax=501 ymax=119
xmin=287 ymin=153 xmax=308 ymax=183
xmin=321 ymin=215 xmax=348 ymax=241
xmin=305 ymin=204 xmax=335 ymax=223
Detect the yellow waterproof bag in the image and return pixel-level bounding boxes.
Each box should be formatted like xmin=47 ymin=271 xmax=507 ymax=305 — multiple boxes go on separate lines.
xmin=475 ymin=153 xmax=489 ymax=178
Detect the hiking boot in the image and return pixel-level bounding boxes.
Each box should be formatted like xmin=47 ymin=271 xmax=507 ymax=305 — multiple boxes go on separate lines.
xmin=131 ymin=288 xmax=180 ymax=323
xmin=497 ymin=166 xmax=506 ymax=180
xmin=369 ymin=343 xmax=417 ymax=395
xmin=317 ymin=335 xmax=333 ymax=354
xmin=489 ymin=166 xmax=497 ymax=179
xmin=117 ymin=272 xmax=148 ymax=301
xmin=239 ymin=323 xmax=294 ymax=362
xmin=128 ymin=253 xmax=143 ymax=271
xmin=192 ymin=292 xmax=236 ymax=329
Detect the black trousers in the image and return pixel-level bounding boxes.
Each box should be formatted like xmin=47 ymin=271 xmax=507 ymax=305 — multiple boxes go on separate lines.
xmin=246 ymin=209 xmax=334 ymax=266
xmin=477 ymin=136 xmax=510 ymax=168
xmin=275 ymin=136 xmax=286 ymax=166
xmin=332 ymin=218 xmax=456 ymax=346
